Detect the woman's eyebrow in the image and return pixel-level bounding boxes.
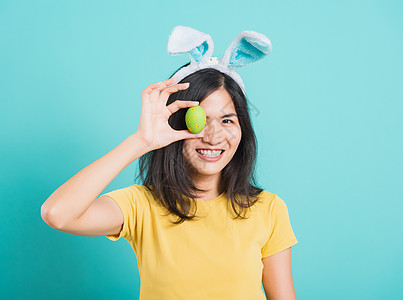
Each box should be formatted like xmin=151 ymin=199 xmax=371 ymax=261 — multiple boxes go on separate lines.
xmin=206 ymin=113 xmax=238 ymax=119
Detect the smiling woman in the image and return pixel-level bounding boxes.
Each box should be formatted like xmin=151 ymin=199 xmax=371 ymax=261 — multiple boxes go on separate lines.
xmin=126 ymin=65 xmax=298 ymax=298
xmin=138 ymin=66 xmax=262 ymax=218
xmin=41 ymin=25 xmax=298 ymax=300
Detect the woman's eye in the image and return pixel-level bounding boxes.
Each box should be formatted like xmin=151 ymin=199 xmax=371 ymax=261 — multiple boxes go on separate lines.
xmin=223 ymin=119 xmax=233 ymax=124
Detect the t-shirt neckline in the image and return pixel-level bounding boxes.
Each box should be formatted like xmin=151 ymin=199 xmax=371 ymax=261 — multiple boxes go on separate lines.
xmin=196 ymin=191 xmax=226 ymax=203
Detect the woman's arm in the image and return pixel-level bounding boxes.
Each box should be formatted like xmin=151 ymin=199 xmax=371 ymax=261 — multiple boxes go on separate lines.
xmin=262 ymin=247 xmax=297 ymax=300
xmin=40 ymin=132 xmax=152 ymax=229
xmin=41 ymin=78 xmax=201 ymax=230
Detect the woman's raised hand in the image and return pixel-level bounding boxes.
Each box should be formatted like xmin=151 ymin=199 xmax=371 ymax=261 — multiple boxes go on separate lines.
xmin=136 ymin=77 xmax=204 ymax=151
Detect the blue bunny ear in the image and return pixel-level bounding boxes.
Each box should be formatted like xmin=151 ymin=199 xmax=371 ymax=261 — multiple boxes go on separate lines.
xmin=167 ymin=25 xmax=214 ymax=64
xmin=219 ymin=31 xmax=272 ymax=69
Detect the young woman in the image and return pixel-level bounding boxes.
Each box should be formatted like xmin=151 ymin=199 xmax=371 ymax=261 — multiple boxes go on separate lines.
xmin=41 ymin=66 xmax=298 ymax=299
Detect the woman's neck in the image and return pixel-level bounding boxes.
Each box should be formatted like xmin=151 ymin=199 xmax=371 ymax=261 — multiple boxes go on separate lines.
xmin=192 ymin=173 xmax=223 ymax=200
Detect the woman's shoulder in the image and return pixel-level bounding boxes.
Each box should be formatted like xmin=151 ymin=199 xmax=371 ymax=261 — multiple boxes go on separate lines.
xmin=254 ymin=188 xmax=276 ymax=200
xmin=106 ymin=184 xmax=155 ymax=201
xmin=124 ymin=184 xmax=155 ymax=198
xmin=129 ymin=184 xmax=153 ymax=192
xmin=254 ymin=188 xmax=281 ymax=207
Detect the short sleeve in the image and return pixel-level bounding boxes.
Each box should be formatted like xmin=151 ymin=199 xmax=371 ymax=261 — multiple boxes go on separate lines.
xmin=100 ymin=186 xmax=137 ymax=242
xmin=261 ymin=194 xmax=298 ymax=258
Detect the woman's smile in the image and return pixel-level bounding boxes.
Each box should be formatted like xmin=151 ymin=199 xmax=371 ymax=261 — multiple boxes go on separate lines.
xmin=195 ymin=149 xmax=225 ymax=161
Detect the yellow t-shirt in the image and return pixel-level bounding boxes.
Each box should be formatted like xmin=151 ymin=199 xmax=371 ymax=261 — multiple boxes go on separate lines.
xmin=101 ymin=184 xmax=298 ymax=300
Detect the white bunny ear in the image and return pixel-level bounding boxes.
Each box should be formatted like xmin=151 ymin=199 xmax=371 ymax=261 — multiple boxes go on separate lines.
xmin=167 ymin=25 xmax=214 ymax=64
xmin=219 ymin=31 xmax=272 ymax=69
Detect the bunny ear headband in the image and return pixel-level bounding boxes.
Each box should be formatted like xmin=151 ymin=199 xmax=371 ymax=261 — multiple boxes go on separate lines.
xmin=167 ymin=25 xmax=272 ymax=95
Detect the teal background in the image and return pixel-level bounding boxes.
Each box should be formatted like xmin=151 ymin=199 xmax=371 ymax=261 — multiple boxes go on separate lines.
xmin=1 ymin=0 xmax=402 ymax=299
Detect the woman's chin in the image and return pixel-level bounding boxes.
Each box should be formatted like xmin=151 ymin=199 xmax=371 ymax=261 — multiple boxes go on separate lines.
xmin=192 ymin=167 xmax=223 ymax=176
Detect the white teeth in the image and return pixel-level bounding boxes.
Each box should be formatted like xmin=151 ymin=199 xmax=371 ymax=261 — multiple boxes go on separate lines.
xmin=196 ymin=150 xmax=223 ymax=157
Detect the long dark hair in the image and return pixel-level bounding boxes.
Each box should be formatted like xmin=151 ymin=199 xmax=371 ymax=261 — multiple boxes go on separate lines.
xmin=135 ymin=63 xmax=264 ymax=224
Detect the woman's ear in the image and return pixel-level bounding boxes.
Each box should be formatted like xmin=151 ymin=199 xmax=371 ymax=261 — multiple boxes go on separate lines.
xmin=219 ymin=31 xmax=272 ymax=69
xmin=167 ymin=25 xmax=214 ymax=64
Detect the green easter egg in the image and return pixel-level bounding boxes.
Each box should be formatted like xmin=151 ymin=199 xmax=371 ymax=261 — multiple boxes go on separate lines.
xmin=185 ymin=105 xmax=206 ymax=134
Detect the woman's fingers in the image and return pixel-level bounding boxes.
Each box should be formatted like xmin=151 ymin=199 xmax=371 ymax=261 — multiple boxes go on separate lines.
xmin=166 ymin=100 xmax=199 ymax=115
xmin=142 ymin=77 xmax=178 ymax=95
xmin=159 ymin=82 xmax=190 ymax=103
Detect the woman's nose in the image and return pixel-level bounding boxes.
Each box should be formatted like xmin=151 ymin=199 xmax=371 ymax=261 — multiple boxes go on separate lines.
xmin=201 ymin=121 xmax=223 ymax=144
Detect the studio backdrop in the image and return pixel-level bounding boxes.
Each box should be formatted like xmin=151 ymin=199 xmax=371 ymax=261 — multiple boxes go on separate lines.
xmin=1 ymin=0 xmax=402 ymax=299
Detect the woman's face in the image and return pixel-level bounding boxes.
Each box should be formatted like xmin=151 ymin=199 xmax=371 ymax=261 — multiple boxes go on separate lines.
xmin=182 ymin=87 xmax=242 ymax=177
